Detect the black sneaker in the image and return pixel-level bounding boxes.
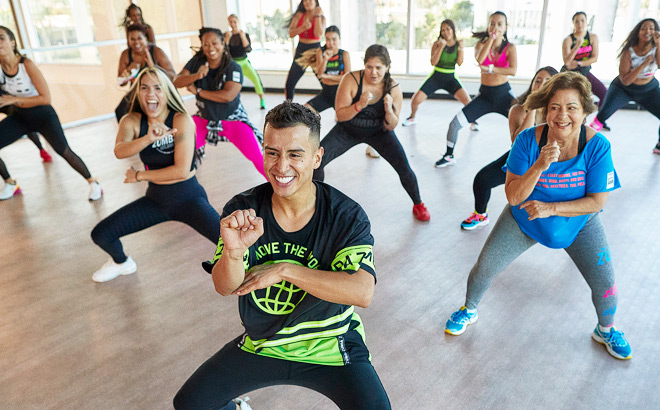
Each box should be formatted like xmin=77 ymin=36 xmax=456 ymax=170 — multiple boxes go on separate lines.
xmin=602 ymin=122 xmax=611 ymax=131
xmin=434 ymin=154 xmax=455 ymax=168
xmin=653 ymin=142 xmax=660 ymax=155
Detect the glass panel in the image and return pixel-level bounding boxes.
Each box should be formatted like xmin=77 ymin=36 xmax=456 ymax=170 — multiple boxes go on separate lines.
xmin=0 ymin=0 xmax=18 ymax=42
xmin=25 ymin=0 xmax=100 ymax=64
xmin=539 ymin=0 xmax=660 ymax=84
xmin=374 ymin=0 xmax=408 ymax=74
xmin=234 ymin=0 xmax=293 ymax=71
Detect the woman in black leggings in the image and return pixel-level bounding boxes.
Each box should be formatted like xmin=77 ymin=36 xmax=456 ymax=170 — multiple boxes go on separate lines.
xmin=285 ymin=0 xmax=325 ymax=100
xmin=460 ymin=66 xmax=557 ymax=230
xmin=313 ymin=44 xmax=430 ymax=221
xmin=90 ymin=67 xmax=220 ymax=282
xmin=0 ymin=26 xmax=101 ymax=201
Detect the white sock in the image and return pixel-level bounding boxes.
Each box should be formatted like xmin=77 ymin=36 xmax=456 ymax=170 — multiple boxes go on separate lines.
xmin=466 ymin=307 xmax=477 ymax=314
xmin=599 ymin=324 xmax=612 ymax=333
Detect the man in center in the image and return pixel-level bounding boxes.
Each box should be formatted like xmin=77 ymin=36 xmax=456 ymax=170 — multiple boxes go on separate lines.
xmin=174 ymin=101 xmax=391 ymax=410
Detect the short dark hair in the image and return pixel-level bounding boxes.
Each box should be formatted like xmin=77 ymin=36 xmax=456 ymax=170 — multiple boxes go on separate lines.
xmin=264 ymin=101 xmax=321 ymax=148
xmin=126 ymin=23 xmax=149 ymax=40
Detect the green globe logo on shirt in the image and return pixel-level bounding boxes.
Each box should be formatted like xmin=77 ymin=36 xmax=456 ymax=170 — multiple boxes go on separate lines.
xmin=251 ymin=260 xmax=307 ymax=315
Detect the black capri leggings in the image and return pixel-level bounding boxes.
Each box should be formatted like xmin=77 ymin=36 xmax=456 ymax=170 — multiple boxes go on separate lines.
xmin=472 ymin=151 xmax=509 ymax=214
xmin=0 ymin=105 xmax=92 ymax=180
xmin=174 ymin=335 xmax=391 ymax=410
xmin=313 ymin=124 xmax=422 ymax=205
xmin=91 ymin=176 xmax=220 ymax=263
xmin=285 ymin=42 xmax=320 ymax=100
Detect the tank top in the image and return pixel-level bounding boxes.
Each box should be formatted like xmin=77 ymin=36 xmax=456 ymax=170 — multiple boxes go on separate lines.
xmin=629 ymin=46 xmax=658 ymax=79
xmin=128 ymin=45 xmax=155 ymax=65
xmin=482 ymin=43 xmax=510 ymax=68
xmin=321 ymin=46 xmax=345 ymax=76
xmin=138 ymin=110 xmax=196 ymax=171
xmin=0 ymin=57 xmax=39 ymax=97
xmin=341 ymin=71 xmax=397 ymax=136
xmin=566 ymin=32 xmax=593 ymax=75
xmin=228 ymin=33 xmax=252 ymax=59
xmin=297 ymin=14 xmax=320 ymax=41
xmin=435 ymin=44 xmax=458 ymax=72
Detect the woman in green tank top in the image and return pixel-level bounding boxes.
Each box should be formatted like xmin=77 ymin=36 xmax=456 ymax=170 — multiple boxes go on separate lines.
xmin=402 ymin=19 xmax=476 ymax=129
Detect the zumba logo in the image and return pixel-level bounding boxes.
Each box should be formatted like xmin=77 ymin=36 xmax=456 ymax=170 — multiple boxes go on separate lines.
xmin=152 ymin=134 xmax=174 ymax=154
xmin=351 ymin=105 xmax=382 ymax=129
xmin=251 ymin=260 xmax=307 ymax=315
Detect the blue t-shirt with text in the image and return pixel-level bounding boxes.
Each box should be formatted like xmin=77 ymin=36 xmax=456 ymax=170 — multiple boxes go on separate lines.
xmin=505 ymin=127 xmax=620 ymax=248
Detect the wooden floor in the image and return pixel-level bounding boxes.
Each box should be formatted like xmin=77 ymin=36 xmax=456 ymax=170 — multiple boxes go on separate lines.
xmin=1 ymin=92 xmax=659 ymax=410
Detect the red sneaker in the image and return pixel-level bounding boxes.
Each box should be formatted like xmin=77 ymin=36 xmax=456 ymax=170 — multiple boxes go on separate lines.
xmin=40 ymin=149 xmax=52 ymax=162
xmin=412 ymin=203 xmax=430 ymax=221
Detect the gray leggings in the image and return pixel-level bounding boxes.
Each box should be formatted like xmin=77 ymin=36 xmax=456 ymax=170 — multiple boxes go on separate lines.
xmin=465 ymin=205 xmax=618 ymax=326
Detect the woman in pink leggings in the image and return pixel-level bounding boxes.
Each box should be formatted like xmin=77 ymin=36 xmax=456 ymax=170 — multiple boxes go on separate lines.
xmin=174 ymin=27 xmax=265 ymax=179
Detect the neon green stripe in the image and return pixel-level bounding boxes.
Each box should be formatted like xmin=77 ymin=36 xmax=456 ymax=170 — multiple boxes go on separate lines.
xmin=434 ymin=66 xmax=455 ymax=74
xmin=252 ymin=323 xmax=351 ymax=349
xmin=332 ymin=245 xmax=374 ymax=272
xmin=277 ymin=306 xmax=354 ymax=335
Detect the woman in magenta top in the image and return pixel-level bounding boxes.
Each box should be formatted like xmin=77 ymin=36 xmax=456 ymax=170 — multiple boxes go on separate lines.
xmin=435 ymin=11 xmax=517 ymax=168
xmin=284 ymin=0 xmax=325 ymax=100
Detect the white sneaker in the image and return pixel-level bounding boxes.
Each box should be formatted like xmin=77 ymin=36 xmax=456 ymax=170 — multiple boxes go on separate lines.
xmin=233 ymin=397 xmax=252 ymax=410
xmin=365 ymin=146 xmax=380 ymax=158
xmin=89 ymin=181 xmax=103 ymax=201
xmin=92 ymin=257 xmax=137 ymax=282
xmin=402 ymin=117 xmax=416 ymax=127
xmin=0 ymin=181 xmax=21 ymax=200
xmin=470 ymin=122 xmax=479 ymax=131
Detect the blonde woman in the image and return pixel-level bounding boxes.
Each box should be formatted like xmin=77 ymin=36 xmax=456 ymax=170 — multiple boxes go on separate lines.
xmin=90 ymin=67 xmax=220 ymax=282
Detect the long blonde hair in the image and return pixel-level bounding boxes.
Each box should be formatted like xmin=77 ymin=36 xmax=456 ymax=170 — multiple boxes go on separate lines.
xmin=127 ymin=67 xmax=189 ymax=115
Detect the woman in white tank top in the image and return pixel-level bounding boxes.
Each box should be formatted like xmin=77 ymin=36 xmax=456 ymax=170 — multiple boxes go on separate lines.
xmin=0 ymin=26 xmax=102 ymax=201
xmin=589 ymin=18 xmax=660 ymax=154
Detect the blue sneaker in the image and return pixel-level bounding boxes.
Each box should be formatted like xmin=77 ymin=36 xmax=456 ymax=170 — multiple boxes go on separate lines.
xmin=461 ymin=211 xmax=489 ymax=230
xmin=592 ymin=326 xmax=632 ymax=360
xmin=445 ymin=306 xmax=478 ymax=335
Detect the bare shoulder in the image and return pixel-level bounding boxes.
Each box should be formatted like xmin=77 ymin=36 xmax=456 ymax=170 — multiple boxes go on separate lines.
xmin=585 ymin=125 xmax=598 ymax=141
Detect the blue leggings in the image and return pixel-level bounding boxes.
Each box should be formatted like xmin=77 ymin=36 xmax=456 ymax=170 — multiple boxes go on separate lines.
xmin=596 ymin=77 xmax=660 ymax=142
xmin=91 ymin=176 xmax=219 ymax=263
xmin=174 ymin=335 xmax=391 ymax=410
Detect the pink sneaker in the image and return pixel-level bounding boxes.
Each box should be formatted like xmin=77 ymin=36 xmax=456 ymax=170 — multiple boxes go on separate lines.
xmin=590 ymin=117 xmax=603 ymax=131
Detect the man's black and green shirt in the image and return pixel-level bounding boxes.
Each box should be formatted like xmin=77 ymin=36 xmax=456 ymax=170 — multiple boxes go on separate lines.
xmin=205 ymin=181 xmax=375 ymax=366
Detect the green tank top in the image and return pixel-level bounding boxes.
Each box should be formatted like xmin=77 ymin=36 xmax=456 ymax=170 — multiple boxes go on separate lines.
xmin=435 ymin=44 xmax=458 ymax=72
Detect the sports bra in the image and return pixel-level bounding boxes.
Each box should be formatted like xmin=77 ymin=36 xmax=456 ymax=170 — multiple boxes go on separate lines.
xmin=297 ymin=14 xmax=320 ymax=41
xmin=138 ymin=110 xmax=196 ymax=171
xmin=483 ymin=43 xmax=510 ymax=68
xmin=629 ymin=46 xmax=658 ymax=79
xmin=128 ymin=45 xmax=155 ymax=65
xmin=0 ymin=57 xmax=39 ymax=97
